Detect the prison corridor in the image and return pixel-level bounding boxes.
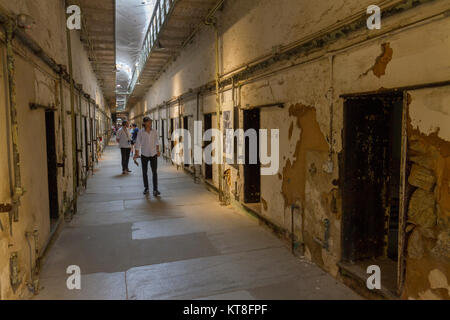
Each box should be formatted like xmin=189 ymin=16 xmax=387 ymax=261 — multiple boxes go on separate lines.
xmin=35 ymin=142 xmax=360 ymax=300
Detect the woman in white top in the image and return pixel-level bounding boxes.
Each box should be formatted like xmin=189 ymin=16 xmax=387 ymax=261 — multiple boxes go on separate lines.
xmin=116 ymin=120 xmax=132 ymax=174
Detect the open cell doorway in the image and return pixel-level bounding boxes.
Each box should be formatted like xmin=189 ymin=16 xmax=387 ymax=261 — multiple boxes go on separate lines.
xmin=183 ymin=116 xmax=190 ymax=167
xmin=243 ymin=108 xmax=261 ymax=204
xmin=161 ymin=119 xmax=166 ymax=155
xmin=203 ymin=113 xmax=213 ymax=181
xmin=45 ymin=111 xmax=59 ymax=229
xmin=341 ymin=92 xmax=406 ymax=295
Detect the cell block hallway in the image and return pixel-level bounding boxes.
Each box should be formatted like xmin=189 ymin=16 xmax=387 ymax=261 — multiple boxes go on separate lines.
xmin=0 ymin=0 xmax=450 ymax=300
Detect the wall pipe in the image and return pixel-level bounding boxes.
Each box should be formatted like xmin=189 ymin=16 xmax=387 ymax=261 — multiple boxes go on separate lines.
xmin=182 ymin=0 xmax=226 ymax=48
xmin=5 ymin=20 xmax=24 ymax=223
xmin=93 ymin=104 xmax=97 ymax=164
xmin=65 ymin=25 xmax=78 ymax=215
xmin=77 ymin=89 xmax=85 ymax=188
xmin=58 ymin=68 xmax=67 ymax=177
xmin=205 ymin=15 xmax=223 ymax=203
xmin=89 ymin=99 xmax=95 ymax=173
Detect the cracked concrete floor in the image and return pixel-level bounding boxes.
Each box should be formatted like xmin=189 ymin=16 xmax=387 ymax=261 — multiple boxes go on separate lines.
xmin=35 ymin=143 xmax=361 ymax=300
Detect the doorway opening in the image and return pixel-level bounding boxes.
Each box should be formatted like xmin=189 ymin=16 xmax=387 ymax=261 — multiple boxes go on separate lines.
xmin=170 ymin=118 xmax=174 ymax=157
xmin=203 ymin=113 xmax=212 ymax=180
xmin=91 ymin=118 xmax=95 ymax=167
xmin=45 ymin=111 xmax=59 ymax=228
xmin=75 ymin=114 xmax=80 ymax=188
xmin=161 ymin=119 xmax=166 ymax=155
xmin=84 ymin=117 xmax=89 ymax=173
xmin=243 ymin=108 xmax=260 ymax=204
xmin=341 ymin=93 xmax=404 ymax=294
xmin=183 ymin=116 xmax=190 ymax=167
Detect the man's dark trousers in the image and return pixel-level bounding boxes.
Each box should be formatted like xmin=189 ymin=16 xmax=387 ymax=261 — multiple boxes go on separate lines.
xmin=121 ymin=148 xmax=131 ymax=172
xmin=141 ymin=155 xmax=158 ymax=191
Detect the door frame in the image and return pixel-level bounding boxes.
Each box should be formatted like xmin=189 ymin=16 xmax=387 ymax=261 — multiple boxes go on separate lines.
xmin=396 ymin=91 xmax=409 ymax=295
xmin=340 ymin=91 xmax=408 ymax=293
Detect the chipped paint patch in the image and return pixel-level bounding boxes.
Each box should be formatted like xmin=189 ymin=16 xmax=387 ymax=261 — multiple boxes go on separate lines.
xmin=403 ymin=104 xmax=450 ymax=300
xmin=281 ymin=104 xmax=329 ymax=208
xmin=361 ymin=43 xmax=393 ymax=78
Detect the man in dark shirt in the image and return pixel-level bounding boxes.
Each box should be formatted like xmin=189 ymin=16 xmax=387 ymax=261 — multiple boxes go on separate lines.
xmin=130 ymin=123 xmax=139 ymax=156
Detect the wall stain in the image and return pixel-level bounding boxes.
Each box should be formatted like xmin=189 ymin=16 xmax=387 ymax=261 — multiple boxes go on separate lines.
xmin=288 ymin=121 xmax=294 ymax=140
xmin=281 ymin=104 xmax=329 ymax=208
xmin=261 ymin=197 xmax=268 ymax=211
xmin=361 ymin=43 xmax=393 ymax=78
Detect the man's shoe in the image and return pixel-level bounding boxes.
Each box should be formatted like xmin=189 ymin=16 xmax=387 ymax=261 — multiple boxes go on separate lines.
xmin=143 ymin=188 xmax=149 ymax=195
xmin=153 ymin=190 xmax=161 ymax=197
xmin=126 ymin=169 xmax=132 ymax=173
xmin=122 ymin=171 xmax=127 ymax=175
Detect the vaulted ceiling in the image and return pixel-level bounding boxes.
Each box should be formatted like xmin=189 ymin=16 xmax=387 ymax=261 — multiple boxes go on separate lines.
xmin=67 ymin=0 xmax=223 ymax=115
xmin=67 ymin=0 xmax=116 ymax=112
xmin=115 ymin=0 xmax=157 ymax=112
xmin=125 ymin=0 xmax=222 ymax=110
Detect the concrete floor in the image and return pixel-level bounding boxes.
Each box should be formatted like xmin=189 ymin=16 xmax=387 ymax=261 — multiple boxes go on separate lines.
xmin=35 ymin=143 xmax=361 ymax=300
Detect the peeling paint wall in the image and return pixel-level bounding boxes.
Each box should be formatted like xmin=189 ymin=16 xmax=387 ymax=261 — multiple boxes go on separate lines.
xmin=129 ymin=0 xmax=450 ymax=298
xmin=0 ymin=0 xmax=110 ymax=299
xmin=404 ymin=87 xmax=450 ymax=300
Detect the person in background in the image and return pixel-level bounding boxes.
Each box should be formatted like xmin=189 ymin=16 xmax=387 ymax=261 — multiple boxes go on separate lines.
xmin=130 ymin=123 xmax=139 ymax=156
xmin=116 ymin=120 xmax=132 ymax=175
xmin=134 ymin=117 xmax=161 ymax=196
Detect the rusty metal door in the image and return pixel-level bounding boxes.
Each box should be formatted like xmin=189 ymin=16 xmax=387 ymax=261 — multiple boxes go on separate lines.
xmin=342 ymin=94 xmax=402 ymax=262
xmin=243 ymin=108 xmax=260 ymax=204
xmin=45 ymin=111 xmax=59 ymax=221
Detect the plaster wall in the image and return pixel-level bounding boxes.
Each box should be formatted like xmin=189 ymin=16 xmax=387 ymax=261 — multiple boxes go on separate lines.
xmin=130 ymin=0 xmax=450 ymax=298
xmin=0 ymin=0 xmax=109 ymax=299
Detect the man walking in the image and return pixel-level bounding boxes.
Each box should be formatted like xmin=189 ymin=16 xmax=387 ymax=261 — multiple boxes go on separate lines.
xmin=116 ymin=120 xmax=132 ymax=175
xmin=134 ymin=117 xmax=161 ymax=196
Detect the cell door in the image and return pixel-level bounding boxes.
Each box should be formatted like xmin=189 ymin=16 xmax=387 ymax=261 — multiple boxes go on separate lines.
xmin=170 ymin=118 xmax=174 ymax=155
xmin=243 ymin=108 xmax=260 ymax=203
xmin=161 ymin=119 xmax=166 ymax=155
xmin=183 ymin=116 xmax=190 ymax=167
xmin=204 ymin=114 xmax=212 ymax=180
xmin=45 ymin=111 xmax=59 ymax=222
xmin=342 ymin=93 xmax=403 ymax=263
xmin=84 ymin=117 xmax=89 ymax=173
